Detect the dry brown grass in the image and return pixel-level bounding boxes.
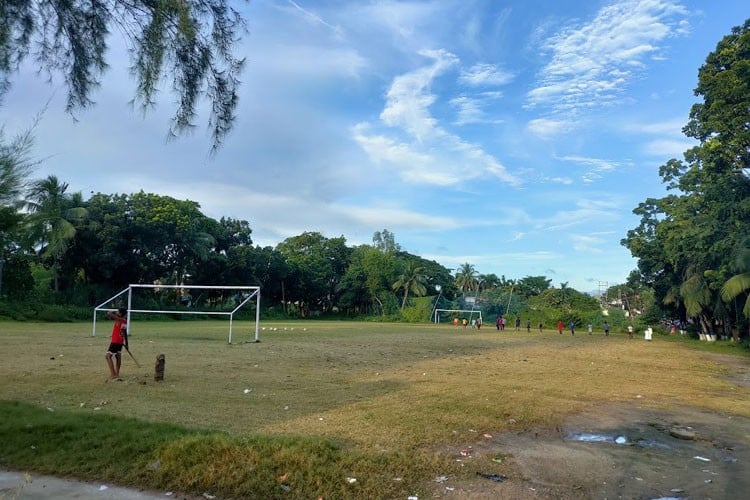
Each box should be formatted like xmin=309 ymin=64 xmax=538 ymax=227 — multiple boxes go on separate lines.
xmin=1 ymin=320 xmax=747 ymax=456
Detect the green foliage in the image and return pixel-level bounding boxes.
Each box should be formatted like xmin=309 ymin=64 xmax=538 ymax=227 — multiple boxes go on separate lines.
xmin=392 ymin=261 xmax=428 ymax=310
xmin=454 ymin=262 xmax=478 ymax=296
xmin=0 ymin=251 xmax=34 ymax=299
xmin=0 ymin=299 xmax=91 ymax=321
xmin=622 ymin=20 xmax=750 ymax=340
xmin=0 ymin=0 xmax=247 ymax=150
xmin=400 ymin=296 xmax=434 ymax=323
xmin=0 ymin=400 xmax=436 ymax=499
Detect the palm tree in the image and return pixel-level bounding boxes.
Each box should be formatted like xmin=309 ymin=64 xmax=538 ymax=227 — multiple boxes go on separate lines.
xmin=721 ymin=237 xmax=750 ymax=340
xmin=455 ymin=262 xmax=478 ymax=297
xmin=0 ymin=126 xmax=37 ymax=296
xmin=680 ymin=266 xmax=714 ymax=337
xmin=25 ymin=175 xmax=87 ymax=292
xmin=392 ymin=261 xmax=428 ymax=311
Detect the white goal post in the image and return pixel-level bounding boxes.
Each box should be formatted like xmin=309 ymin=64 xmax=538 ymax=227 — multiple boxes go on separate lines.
xmin=93 ymin=284 xmax=261 ymax=344
xmin=433 ymin=308 xmax=483 ymax=324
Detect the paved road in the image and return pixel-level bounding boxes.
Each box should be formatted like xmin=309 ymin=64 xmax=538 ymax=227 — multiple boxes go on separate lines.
xmin=0 ymin=470 xmax=197 ymax=499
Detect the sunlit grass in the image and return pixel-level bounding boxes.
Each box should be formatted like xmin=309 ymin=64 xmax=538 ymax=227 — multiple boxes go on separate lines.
xmin=0 ymin=320 xmax=747 ymax=497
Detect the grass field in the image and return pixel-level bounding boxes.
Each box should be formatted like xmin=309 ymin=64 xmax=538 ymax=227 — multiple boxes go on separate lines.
xmin=1 ymin=320 xmax=748 ymax=498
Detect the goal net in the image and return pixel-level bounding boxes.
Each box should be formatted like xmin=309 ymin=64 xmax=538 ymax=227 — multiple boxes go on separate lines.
xmin=93 ymin=284 xmax=261 ymax=343
xmin=433 ymin=308 xmax=483 ymax=324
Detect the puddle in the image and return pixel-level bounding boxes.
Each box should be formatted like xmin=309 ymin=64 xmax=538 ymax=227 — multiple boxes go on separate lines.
xmin=566 ymin=432 xmax=670 ymax=449
xmin=566 ymin=432 xmax=615 ymax=443
xmin=635 ymin=438 xmax=671 ymax=449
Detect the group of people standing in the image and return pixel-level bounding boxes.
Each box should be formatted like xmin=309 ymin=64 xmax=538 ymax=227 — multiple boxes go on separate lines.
xmin=452 ymin=314 xmax=641 ymax=338
xmin=556 ymin=320 xmax=611 ymax=336
xmin=453 ymin=316 xmax=483 ymax=329
xmin=494 ymin=315 xmax=543 ymax=333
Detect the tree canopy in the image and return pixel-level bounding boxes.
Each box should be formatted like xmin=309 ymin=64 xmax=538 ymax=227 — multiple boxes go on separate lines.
xmin=622 ymin=19 xmax=750 ymax=340
xmin=0 ymin=0 xmax=248 ymax=150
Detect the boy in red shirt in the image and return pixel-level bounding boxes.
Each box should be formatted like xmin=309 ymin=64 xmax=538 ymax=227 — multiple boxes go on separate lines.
xmin=105 ymin=308 xmax=128 ymax=380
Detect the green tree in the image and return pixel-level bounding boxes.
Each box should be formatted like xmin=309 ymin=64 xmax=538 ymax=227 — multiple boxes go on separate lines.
xmin=277 ymin=232 xmax=349 ymax=316
xmin=720 ymin=237 xmax=750 ymax=340
xmin=392 ymin=261 xmax=428 ymax=311
xmin=623 ymin=20 xmax=750 ymax=337
xmin=338 ymin=244 xmax=398 ymax=316
xmin=517 ymin=275 xmax=552 ymax=297
xmin=70 ymin=192 xmax=215 ymax=288
xmin=0 ymin=125 xmax=37 ymax=296
xmin=1 ymin=0 xmax=248 ymax=150
xmin=455 ymin=262 xmax=478 ymax=297
xmin=25 ymin=175 xmax=87 ymax=292
xmin=372 ymin=229 xmax=401 ymax=254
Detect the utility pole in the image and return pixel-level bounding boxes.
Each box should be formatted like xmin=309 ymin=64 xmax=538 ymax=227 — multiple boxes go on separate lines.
xmin=598 ymin=281 xmax=609 ymax=309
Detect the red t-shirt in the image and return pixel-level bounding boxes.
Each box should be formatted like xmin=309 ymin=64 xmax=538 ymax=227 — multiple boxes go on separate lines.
xmin=111 ymin=318 xmax=127 ymax=344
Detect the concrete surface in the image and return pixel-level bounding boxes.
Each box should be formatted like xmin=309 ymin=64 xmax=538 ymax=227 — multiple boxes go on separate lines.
xmin=0 ymin=470 xmax=196 ymax=499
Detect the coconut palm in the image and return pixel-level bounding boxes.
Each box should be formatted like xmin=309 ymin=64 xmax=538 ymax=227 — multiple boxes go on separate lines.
xmin=392 ymin=261 xmax=428 ymax=311
xmin=721 ymin=238 xmax=750 ymax=339
xmin=25 ymin=175 xmax=87 ymax=292
xmin=455 ymin=262 xmax=478 ymax=297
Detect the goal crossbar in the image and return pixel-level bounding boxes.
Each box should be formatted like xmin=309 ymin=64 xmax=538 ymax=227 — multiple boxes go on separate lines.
xmin=93 ymin=284 xmax=261 ymax=343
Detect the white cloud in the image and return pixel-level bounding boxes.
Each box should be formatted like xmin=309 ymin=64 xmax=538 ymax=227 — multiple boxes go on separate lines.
xmin=570 ymin=234 xmax=605 ymax=253
xmin=557 ymin=155 xmax=622 ymax=172
xmin=526 ymin=0 xmax=690 ymax=120
xmin=450 ymin=96 xmax=485 ymax=125
xmin=644 ymin=139 xmax=695 ymax=158
xmin=380 ymin=49 xmax=459 ymax=141
xmin=622 ymin=117 xmax=697 ymax=158
xmin=459 ymin=63 xmax=515 ymax=86
xmin=284 ymin=0 xmax=346 ymax=40
xmin=354 ymin=49 xmax=520 ymax=187
xmin=159 ymin=179 xmax=463 ymax=248
xmin=630 ymin=118 xmax=687 ymax=135
xmin=536 ymin=199 xmax=621 ymax=232
xmin=527 ymin=118 xmax=573 ymax=138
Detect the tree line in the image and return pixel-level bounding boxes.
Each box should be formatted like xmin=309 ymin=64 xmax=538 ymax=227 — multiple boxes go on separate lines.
xmin=622 ymin=20 xmax=750 ymax=341
xmin=1 ymin=158 xmax=589 ymax=320
xmin=2 ymin=1 xmax=749 ymax=341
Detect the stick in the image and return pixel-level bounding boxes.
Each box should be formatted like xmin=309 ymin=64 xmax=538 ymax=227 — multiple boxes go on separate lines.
xmin=125 ymin=346 xmax=141 ymax=368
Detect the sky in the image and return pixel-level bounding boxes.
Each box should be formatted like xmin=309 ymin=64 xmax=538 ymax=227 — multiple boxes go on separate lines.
xmin=3 ymin=0 xmax=748 ymax=293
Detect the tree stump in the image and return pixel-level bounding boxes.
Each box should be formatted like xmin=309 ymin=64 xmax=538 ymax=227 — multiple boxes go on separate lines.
xmin=155 ymin=354 xmax=165 ymax=381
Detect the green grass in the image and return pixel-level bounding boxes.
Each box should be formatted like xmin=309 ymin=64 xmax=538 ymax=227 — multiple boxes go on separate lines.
xmin=1 ymin=320 xmax=748 ymax=498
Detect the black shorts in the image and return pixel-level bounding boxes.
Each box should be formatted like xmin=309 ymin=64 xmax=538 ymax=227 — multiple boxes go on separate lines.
xmin=107 ymin=343 xmax=124 ymax=354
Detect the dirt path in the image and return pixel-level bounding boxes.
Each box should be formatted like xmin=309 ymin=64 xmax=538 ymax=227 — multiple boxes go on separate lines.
xmin=432 ymin=353 xmax=750 ymax=499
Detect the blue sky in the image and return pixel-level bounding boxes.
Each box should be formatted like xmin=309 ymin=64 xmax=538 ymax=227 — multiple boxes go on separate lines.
xmin=3 ymin=0 xmax=748 ymax=292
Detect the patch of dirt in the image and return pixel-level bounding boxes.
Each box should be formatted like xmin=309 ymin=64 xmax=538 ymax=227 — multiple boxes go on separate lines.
xmin=701 ymin=352 xmax=750 ymax=389
xmin=431 ymin=363 xmax=750 ymax=499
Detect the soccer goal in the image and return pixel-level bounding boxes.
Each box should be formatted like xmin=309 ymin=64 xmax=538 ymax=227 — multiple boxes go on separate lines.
xmin=93 ymin=284 xmax=261 ymax=344
xmin=433 ymin=308 xmax=483 ymax=324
